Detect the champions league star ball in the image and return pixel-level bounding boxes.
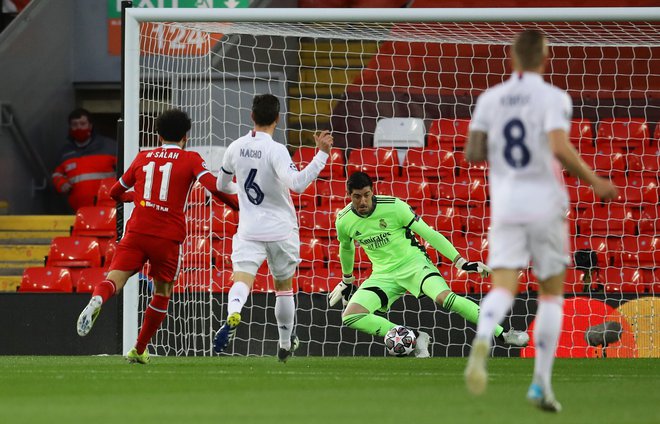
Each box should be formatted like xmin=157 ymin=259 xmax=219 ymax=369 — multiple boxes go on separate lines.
xmin=384 ymin=325 xmax=417 ymax=357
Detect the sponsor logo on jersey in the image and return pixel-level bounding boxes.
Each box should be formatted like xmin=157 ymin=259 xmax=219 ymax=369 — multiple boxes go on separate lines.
xmin=357 ymin=232 xmax=391 ymax=249
xmin=379 ymin=219 xmax=387 ymax=229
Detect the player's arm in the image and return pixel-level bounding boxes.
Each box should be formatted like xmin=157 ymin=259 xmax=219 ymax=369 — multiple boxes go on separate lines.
xmin=52 ymin=161 xmax=71 ymax=194
xmin=549 ymin=130 xmax=618 ymax=200
xmin=399 ymin=200 xmax=491 ymax=277
xmin=465 ymin=131 xmax=488 ymax=162
xmin=217 ymin=146 xmax=238 ymax=195
xmin=465 ymin=94 xmax=489 ymax=163
xmin=272 ymin=131 xmax=332 ymax=193
xmin=198 ymin=172 xmax=239 ymax=211
xmin=329 ymin=218 xmax=357 ymax=307
xmin=109 ymin=177 xmax=134 ymax=203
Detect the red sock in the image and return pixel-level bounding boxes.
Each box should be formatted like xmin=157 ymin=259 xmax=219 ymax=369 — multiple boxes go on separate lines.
xmin=92 ymin=279 xmax=116 ymax=303
xmin=135 ymin=294 xmax=170 ymax=354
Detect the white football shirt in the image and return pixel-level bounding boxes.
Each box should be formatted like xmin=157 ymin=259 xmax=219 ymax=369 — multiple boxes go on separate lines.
xmin=220 ymin=130 xmax=328 ymax=241
xmin=470 ymin=72 xmax=571 ymax=224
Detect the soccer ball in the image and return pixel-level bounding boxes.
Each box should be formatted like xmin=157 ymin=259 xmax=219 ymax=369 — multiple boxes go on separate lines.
xmin=384 ymin=325 xmax=417 ymax=357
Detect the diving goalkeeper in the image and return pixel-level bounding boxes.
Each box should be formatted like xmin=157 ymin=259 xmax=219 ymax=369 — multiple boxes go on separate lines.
xmin=330 ymin=172 xmax=529 ymax=357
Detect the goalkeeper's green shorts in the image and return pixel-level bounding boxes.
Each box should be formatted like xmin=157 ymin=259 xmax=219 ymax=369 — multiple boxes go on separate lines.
xmin=349 ymin=255 xmax=450 ymax=313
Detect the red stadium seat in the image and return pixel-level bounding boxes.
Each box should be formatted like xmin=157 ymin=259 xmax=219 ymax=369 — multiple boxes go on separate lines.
xmin=439 ymin=266 xmax=473 ymax=294
xmin=572 ymin=236 xmax=609 ymax=268
xmin=347 ymin=148 xmax=399 ymax=181
xmin=596 ymin=118 xmax=650 ymax=152
xmin=291 ymin=179 xmax=326 ymax=211
xmin=95 ymin=178 xmax=117 ymax=207
xmin=211 ymin=268 xmax=233 ymax=293
xmin=603 ymin=267 xmax=644 ymax=293
xmin=451 ymin=235 xmax=488 ymax=263
xmin=403 ymin=149 xmax=452 ymax=180
xmin=437 ymin=175 xmax=487 ymax=206
xmin=613 ymin=174 xmax=659 ymax=207
xmin=424 ymin=205 xmax=463 ymax=235
xmin=621 ymin=235 xmax=659 ymax=268
xmin=181 ymin=236 xmax=212 ymax=269
xmin=76 ymin=267 xmax=109 ymax=293
xmin=577 ymin=205 xmax=635 ymax=236
xmin=583 ymin=151 xmax=627 ymax=178
xmin=211 ymin=202 xmax=238 ymax=238
xmin=328 ymin=241 xmax=371 ymax=269
xmin=299 ymin=238 xmax=326 ymax=269
xmin=569 ymin=119 xmax=596 ymax=154
xmin=318 ymin=180 xmax=348 ymax=207
xmin=46 ymin=236 xmax=101 ymax=268
xmin=187 ymin=183 xmax=208 ymax=206
xmin=427 ymin=118 xmax=470 ymax=151
xmin=252 ymin=262 xmax=275 ymax=293
xmin=296 ymin=268 xmax=334 ymax=293
xmin=374 ymin=180 xmax=433 ymax=208
xmin=72 ymin=206 xmax=117 ymax=238
xmin=462 ymin=205 xmax=490 ymax=235
xmin=565 ymin=179 xmax=597 ymax=209
xmin=638 ymin=205 xmax=659 ymax=235
xmin=292 ymin=146 xmax=345 ymax=180
xmin=19 ymin=267 xmax=73 ymax=293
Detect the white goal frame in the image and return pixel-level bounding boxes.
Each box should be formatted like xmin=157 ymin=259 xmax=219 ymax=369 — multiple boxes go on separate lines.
xmin=122 ymin=7 xmax=660 ymax=355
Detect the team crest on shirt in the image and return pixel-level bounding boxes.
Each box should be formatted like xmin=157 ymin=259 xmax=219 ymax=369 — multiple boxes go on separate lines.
xmin=379 ymin=219 xmax=387 ymax=229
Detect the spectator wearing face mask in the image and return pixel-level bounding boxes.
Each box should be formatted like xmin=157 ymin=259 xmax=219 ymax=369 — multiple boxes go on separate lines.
xmin=52 ymin=108 xmax=117 ymax=211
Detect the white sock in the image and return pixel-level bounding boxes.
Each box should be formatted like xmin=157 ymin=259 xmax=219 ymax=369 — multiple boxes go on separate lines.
xmin=226 ymin=281 xmax=250 ymax=317
xmin=533 ymin=295 xmax=564 ymax=392
xmin=475 ymin=287 xmax=515 ymax=343
xmin=275 ymin=290 xmax=295 ymax=350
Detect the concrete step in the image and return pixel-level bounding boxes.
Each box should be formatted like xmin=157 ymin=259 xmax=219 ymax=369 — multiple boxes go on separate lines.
xmin=298 ymin=68 xmax=361 ymax=85
xmin=0 ymin=244 xmax=50 ymax=263
xmin=0 ymin=275 xmax=21 ymax=292
xmin=287 ymin=127 xmax=332 ymax=147
xmin=0 ymin=230 xmax=70 ymax=244
xmin=299 ymin=40 xmax=379 ymax=54
xmin=0 ymin=215 xmax=74 ymax=231
xmin=289 ymin=82 xmax=352 ymax=98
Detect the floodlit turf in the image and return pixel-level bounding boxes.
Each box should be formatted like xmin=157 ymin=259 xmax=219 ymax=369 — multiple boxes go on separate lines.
xmin=0 ymin=356 xmax=658 ymax=424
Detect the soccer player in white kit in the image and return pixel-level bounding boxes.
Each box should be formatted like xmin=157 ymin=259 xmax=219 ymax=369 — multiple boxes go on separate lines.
xmin=463 ymin=30 xmax=617 ymax=411
xmin=213 ymin=94 xmax=333 ymax=362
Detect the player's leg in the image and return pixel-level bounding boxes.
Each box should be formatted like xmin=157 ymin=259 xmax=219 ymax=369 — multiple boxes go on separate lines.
xmin=126 ymin=236 xmax=181 ymax=364
xmin=267 ymin=233 xmax=301 ymax=362
xmin=342 ymin=274 xmax=404 ymax=337
xmin=465 ymin=222 xmax=528 ymax=395
xmin=77 ymin=232 xmax=145 ymax=336
xmin=526 ymin=217 xmax=569 ymax=412
xmin=214 ymin=235 xmax=265 ymax=353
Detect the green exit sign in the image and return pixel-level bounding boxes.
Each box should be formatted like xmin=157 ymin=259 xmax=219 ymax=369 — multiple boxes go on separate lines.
xmin=108 ymin=0 xmax=250 ymax=19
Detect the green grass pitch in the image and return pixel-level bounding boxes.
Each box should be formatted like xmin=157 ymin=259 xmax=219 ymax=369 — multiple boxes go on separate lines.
xmin=0 ymin=356 xmax=658 ymax=424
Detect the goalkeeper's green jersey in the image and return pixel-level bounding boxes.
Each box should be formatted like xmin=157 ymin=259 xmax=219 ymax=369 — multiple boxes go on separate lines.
xmin=335 ymin=196 xmax=460 ymax=275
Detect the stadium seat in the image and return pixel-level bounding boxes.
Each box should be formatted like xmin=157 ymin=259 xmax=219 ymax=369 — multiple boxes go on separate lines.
xmin=95 ymin=178 xmax=117 ymax=207
xmin=437 ymin=175 xmax=488 ymax=206
xmin=577 ymin=205 xmax=635 ymax=236
xmin=211 ymin=268 xmax=233 ymax=293
xmin=621 ymin=235 xmax=659 ymax=268
xmin=638 ymin=205 xmax=659 ymax=235
xmin=596 ymin=118 xmax=649 ymax=152
xmin=572 ymin=236 xmax=609 ymax=268
xmin=451 ymin=235 xmax=488 ymax=263
xmin=252 ymin=263 xmax=275 ymax=293
xmin=19 ymin=266 xmax=73 ymax=293
xmin=374 ymin=180 xmax=433 ymax=208
xmin=603 ymin=267 xmax=643 ymax=293
xmin=292 ymin=146 xmax=345 ymax=180
xmin=299 ymin=238 xmax=326 ymax=269
xmin=627 ymin=154 xmax=660 ymax=175
xmin=211 ymin=202 xmax=238 ymax=238
xmin=565 ymin=179 xmax=597 ymax=208
xmin=46 ymin=236 xmax=102 ymax=269
xmin=327 ymin=241 xmax=371 ymax=269
xmin=613 ymin=174 xmax=659 ymax=206
xmin=76 ymin=267 xmax=109 ymax=293
xmin=373 ymin=117 xmax=425 ymax=148
xmin=427 ymin=118 xmax=470 ymax=150
xmin=181 ymin=236 xmax=212 ymax=269
xmin=518 ymin=268 xmax=539 ymax=293
xmin=454 ymin=151 xmax=488 ymax=179
xmin=402 ymin=149 xmax=452 ymax=180
xmin=177 ymin=269 xmax=212 ymax=293
xmin=291 ymin=179 xmax=325 ymax=211
xmin=583 ymin=151 xmax=627 ymax=178
xmin=297 ymin=268 xmax=333 ymax=293
xmin=318 ymin=180 xmax=349 ymax=207
xmin=188 ymin=183 xmax=209 ymax=206
xmin=564 ymin=268 xmax=589 ymax=293
xmin=424 ymin=205 xmax=463 ymax=234
xmin=569 ymin=119 xmax=596 ymax=154
xmin=462 ymin=205 xmax=490 ymax=235
xmin=72 ymin=206 xmax=117 ymax=238
xmin=439 ymin=266 xmax=473 ymax=294
xmin=347 ymin=148 xmax=399 ymax=181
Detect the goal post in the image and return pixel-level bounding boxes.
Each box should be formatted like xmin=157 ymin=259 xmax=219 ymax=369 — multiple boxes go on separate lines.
xmin=122 ymin=7 xmax=660 ymax=357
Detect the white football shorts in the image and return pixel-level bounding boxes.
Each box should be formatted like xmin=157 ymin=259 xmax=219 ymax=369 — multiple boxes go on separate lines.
xmin=487 ymin=215 xmax=570 ymax=281
xmin=231 ymin=232 xmax=300 ymax=281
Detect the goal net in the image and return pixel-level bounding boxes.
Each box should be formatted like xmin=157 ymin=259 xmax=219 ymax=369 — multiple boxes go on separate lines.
xmin=123 ymin=8 xmax=660 ymax=358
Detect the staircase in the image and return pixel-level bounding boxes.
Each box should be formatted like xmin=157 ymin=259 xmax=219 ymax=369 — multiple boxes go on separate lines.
xmin=288 ymin=40 xmax=379 ymax=147
xmin=0 ymin=215 xmax=74 ymax=291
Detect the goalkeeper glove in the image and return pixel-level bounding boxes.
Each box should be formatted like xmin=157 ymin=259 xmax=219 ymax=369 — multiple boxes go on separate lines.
xmin=454 ymin=257 xmax=492 ymax=278
xmin=328 ymin=275 xmax=356 ymax=307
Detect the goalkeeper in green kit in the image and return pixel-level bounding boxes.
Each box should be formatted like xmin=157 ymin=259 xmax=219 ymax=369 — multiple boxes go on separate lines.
xmin=330 ymin=172 xmax=529 ymax=357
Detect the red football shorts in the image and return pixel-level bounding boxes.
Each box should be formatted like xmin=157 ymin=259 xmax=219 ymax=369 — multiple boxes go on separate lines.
xmin=110 ymin=231 xmax=182 ymax=282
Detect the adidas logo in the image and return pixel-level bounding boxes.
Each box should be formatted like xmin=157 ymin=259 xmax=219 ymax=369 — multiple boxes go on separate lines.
xmin=355 ymin=230 xmax=362 ymax=236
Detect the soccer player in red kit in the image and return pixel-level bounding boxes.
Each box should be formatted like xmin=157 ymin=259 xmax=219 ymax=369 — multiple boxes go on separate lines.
xmin=76 ymin=109 xmax=237 ymax=364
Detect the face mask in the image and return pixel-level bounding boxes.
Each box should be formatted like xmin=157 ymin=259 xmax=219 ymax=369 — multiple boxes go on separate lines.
xmin=70 ymin=128 xmax=92 ymax=143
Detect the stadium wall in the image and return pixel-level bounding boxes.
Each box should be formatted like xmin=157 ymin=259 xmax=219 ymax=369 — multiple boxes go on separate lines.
xmin=0 ymin=292 xmax=649 ymax=357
